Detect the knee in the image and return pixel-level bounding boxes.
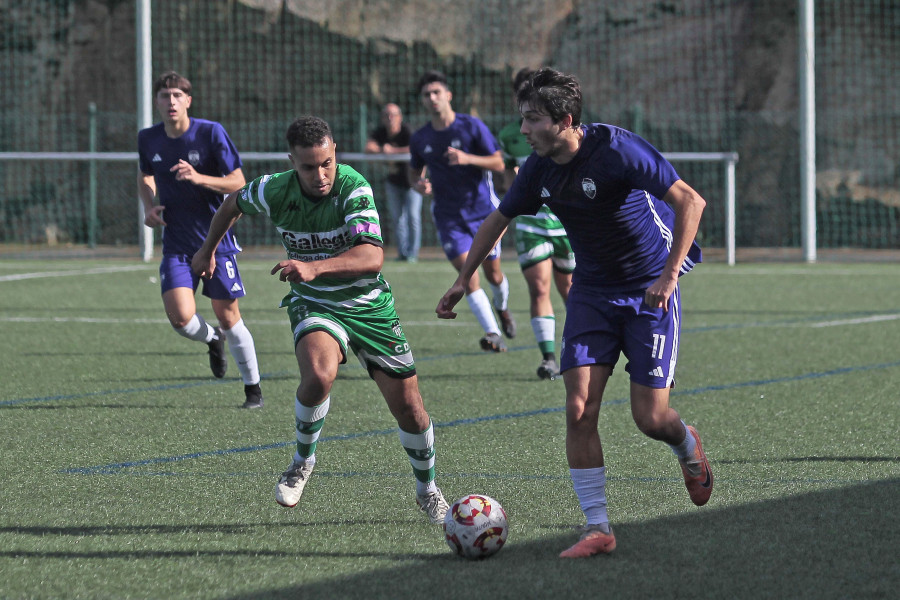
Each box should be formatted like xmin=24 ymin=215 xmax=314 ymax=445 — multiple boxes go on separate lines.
xmin=297 ymin=373 xmax=334 ymax=403
xmin=633 ymin=411 xmax=669 ymax=441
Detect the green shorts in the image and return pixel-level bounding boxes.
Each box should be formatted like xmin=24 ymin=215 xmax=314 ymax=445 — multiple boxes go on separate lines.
xmin=515 ymin=219 xmax=575 ymax=273
xmin=282 ymin=293 xmax=416 ymax=379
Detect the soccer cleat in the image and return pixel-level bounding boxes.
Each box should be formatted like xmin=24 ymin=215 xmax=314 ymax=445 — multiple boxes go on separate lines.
xmin=275 ymin=460 xmax=315 ymax=507
xmin=496 ymin=308 xmax=517 ymax=339
xmin=242 ymin=383 xmax=264 ymax=409
xmin=479 ymin=332 xmax=508 ymax=353
xmin=559 ymin=523 xmax=617 ymax=558
xmin=537 ymin=358 xmax=560 ymax=380
xmin=679 ymin=425 xmax=713 ymax=506
xmin=416 ymin=488 xmax=450 ymax=524
xmin=207 ymin=327 xmax=228 ymax=379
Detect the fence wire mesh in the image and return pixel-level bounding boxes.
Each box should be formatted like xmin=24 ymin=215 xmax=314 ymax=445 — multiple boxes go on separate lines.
xmin=0 ymin=0 xmax=897 ymax=253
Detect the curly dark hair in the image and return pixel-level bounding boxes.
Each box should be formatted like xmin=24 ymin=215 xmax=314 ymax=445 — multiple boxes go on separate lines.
xmin=515 ymin=68 xmax=582 ymax=127
xmin=286 ymin=116 xmax=333 ymax=148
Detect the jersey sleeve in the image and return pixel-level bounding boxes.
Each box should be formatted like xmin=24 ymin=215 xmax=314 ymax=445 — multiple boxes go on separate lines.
xmin=472 ymin=117 xmax=501 ymax=155
xmin=340 ymin=172 xmax=383 ymax=246
xmin=210 ymin=123 xmax=243 ymax=175
xmin=136 ymin=129 xmax=153 ymax=175
xmin=236 ymin=174 xmax=271 ymax=216
xmin=498 ymin=155 xmax=543 ymax=218
xmin=615 ymin=131 xmax=680 ymax=200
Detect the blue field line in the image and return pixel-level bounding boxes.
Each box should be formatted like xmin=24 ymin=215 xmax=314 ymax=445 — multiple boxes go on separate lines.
xmin=61 ymin=358 xmax=900 ymax=476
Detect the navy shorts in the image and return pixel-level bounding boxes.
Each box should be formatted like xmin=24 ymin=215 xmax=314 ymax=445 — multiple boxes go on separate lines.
xmin=560 ymin=284 xmax=682 ymax=388
xmin=159 ymin=253 xmax=246 ymax=300
xmin=433 ymin=214 xmax=501 ymax=261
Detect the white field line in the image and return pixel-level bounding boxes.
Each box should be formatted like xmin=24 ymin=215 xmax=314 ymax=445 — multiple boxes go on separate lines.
xmin=807 ymin=314 xmax=900 ymax=328
xmin=0 ymin=265 xmax=151 ymax=282
xmin=0 ymin=315 xmax=470 ymax=327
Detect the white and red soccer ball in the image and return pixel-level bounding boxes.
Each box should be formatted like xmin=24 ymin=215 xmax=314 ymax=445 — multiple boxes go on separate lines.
xmin=443 ymin=494 xmax=508 ymax=559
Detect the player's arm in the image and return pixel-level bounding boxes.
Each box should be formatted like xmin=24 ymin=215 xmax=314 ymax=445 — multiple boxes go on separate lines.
xmin=191 ymin=191 xmax=244 ymax=279
xmin=436 ymin=209 xmax=511 ymax=319
xmin=137 ymin=172 xmax=166 ymax=227
xmin=170 ymin=163 xmax=246 ymax=195
xmin=271 ymin=242 xmax=384 ymax=284
xmin=644 ymin=179 xmax=706 ymax=310
xmin=445 ymin=148 xmax=505 ymax=174
xmin=364 ymin=137 xmax=381 ymax=153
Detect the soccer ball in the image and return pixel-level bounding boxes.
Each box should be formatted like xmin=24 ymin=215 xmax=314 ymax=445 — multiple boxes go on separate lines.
xmin=443 ymin=494 xmax=508 ymax=559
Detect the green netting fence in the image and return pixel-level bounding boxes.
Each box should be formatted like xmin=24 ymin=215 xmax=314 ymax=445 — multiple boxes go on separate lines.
xmin=0 ymin=0 xmax=897 ymax=255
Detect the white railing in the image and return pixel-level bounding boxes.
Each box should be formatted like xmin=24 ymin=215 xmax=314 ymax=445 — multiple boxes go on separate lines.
xmin=0 ymin=151 xmax=738 ymax=264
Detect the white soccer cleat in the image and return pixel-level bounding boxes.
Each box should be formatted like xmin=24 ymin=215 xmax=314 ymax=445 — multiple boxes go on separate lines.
xmin=275 ymin=460 xmax=315 ymax=507
xmin=416 ymin=488 xmax=450 ymax=524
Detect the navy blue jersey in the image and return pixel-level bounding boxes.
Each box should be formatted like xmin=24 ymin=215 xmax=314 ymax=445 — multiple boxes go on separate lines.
xmin=409 ymin=113 xmax=501 ymax=222
xmin=138 ymin=118 xmax=243 ymax=256
xmin=499 ymin=124 xmax=702 ymax=292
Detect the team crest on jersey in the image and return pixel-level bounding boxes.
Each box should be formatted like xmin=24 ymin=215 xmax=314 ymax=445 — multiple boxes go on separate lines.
xmin=392 ymin=320 xmax=403 ymax=337
xmin=582 ymin=178 xmax=597 ymax=199
xmin=451 ymin=138 xmax=462 ymax=149
xmin=188 ymin=150 xmax=200 ymax=166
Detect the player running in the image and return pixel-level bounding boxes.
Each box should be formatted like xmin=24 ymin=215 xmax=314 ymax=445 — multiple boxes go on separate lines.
xmin=192 ymin=116 xmax=449 ymax=523
xmin=437 ymin=68 xmax=714 ymax=557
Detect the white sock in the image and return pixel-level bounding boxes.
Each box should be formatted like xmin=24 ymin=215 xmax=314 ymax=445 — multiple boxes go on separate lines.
xmin=174 ymin=314 xmax=216 ymax=343
xmin=223 ymin=319 xmax=260 ymax=385
xmin=398 ymin=422 xmax=438 ymax=495
xmin=487 ymin=275 xmax=510 ymax=311
xmin=531 ymin=315 xmax=555 ymax=345
xmin=465 ymin=288 xmax=501 ymax=335
xmin=670 ymin=420 xmax=697 ymax=460
xmin=570 ymin=467 xmax=608 ymax=526
xmin=293 ymin=396 xmax=330 ymax=464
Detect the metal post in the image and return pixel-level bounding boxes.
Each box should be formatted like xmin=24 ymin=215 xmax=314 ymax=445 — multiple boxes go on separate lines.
xmin=799 ymin=0 xmax=816 ymax=262
xmin=726 ymin=156 xmax=736 ymax=266
xmin=137 ymin=0 xmax=154 ymax=262
xmin=88 ymin=103 xmax=98 ymax=248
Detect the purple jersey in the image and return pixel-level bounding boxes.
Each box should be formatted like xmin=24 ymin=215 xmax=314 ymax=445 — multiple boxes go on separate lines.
xmin=409 ymin=113 xmax=501 ymax=223
xmin=499 ymin=123 xmax=702 ymax=292
xmin=138 ymin=118 xmax=243 ymax=256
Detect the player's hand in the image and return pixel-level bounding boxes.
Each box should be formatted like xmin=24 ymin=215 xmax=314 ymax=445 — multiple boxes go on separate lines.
xmin=171 ymin=159 xmax=199 ymax=183
xmin=191 ymin=251 xmax=216 ymax=280
xmin=414 ymin=177 xmax=432 ymax=196
xmin=271 ymin=259 xmax=314 ymax=283
xmin=444 ymin=147 xmax=469 ymax=166
xmin=143 ymin=205 xmax=166 ymax=227
xmin=644 ymin=276 xmax=677 ymax=311
xmin=436 ymin=283 xmax=465 ymax=319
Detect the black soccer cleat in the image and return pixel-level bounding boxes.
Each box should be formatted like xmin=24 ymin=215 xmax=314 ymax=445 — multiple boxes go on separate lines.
xmin=207 ymin=326 xmax=228 ymax=379
xmin=242 ymin=383 xmax=264 ymax=409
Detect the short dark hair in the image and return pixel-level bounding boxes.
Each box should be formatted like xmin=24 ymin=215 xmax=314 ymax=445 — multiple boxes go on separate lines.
xmin=152 ymin=71 xmax=191 ymax=96
xmin=516 ymin=67 xmax=583 ymax=127
xmin=417 ymin=69 xmax=449 ymax=93
xmin=512 ymin=68 xmax=535 ymax=93
xmin=286 ymin=116 xmax=333 ymax=148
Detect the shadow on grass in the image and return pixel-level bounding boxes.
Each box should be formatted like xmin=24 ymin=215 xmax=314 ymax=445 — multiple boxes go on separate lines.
xmin=222 ymin=478 xmax=899 ymax=600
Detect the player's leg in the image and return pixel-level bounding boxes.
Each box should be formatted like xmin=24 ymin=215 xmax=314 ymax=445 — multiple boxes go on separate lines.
xmin=449 ymin=251 xmax=507 ymax=352
xmin=624 ymin=285 xmax=713 ymax=506
xmin=559 ymin=364 xmax=617 ymax=558
xmin=160 ymin=255 xmax=225 ymax=378
xmin=480 ymin=252 xmax=516 ymax=340
xmin=374 ymin=370 xmax=448 ymax=524
xmin=204 ymin=254 xmax=262 ymax=407
xmin=385 ymin=181 xmax=408 ymax=260
xmin=275 ymin=323 xmax=345 ymax=508
xmin=522 ymin=258 xmax=558 ymax=379
xmin=405 ymin=186 xmax=423 ymax=261
xmin=211 ymin=298 xmax=262 ymax=407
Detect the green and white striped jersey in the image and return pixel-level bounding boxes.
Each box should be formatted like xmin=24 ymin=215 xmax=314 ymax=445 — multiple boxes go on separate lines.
xmin=236 ymin=164 xmax=392 ymax=312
